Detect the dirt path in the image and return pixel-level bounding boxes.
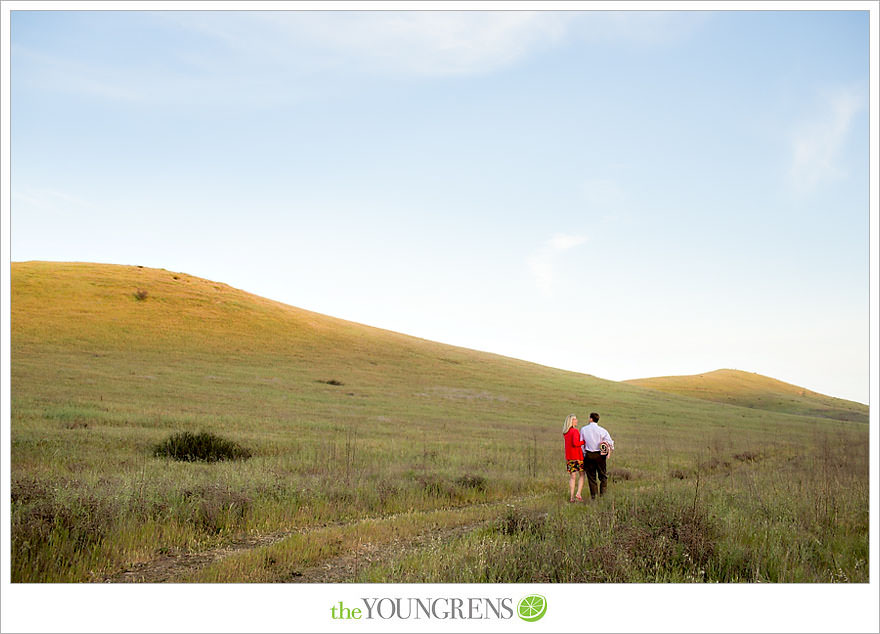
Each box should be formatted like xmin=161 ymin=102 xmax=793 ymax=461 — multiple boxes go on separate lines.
xmin=103 ymin=529 xmax=300 ymax=583
xmin=285 ymin=520 xmax=487 ymax=583
xmin=103 ymin=494 xmax=549 ymax=583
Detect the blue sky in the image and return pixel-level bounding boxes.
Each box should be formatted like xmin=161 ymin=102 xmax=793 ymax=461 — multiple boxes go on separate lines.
xmin=9 ymin=9 xmax=872 ymax=402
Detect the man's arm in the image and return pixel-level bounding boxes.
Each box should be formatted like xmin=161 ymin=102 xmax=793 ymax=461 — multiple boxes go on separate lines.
xmin=602 ymin=428 xmax=614 ymax=450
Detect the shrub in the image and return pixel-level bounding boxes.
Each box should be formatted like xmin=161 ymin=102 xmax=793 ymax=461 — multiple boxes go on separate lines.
xmin=416 ymin=474 xmax=452 ymax=498
xmin=153 ymin=431 xmax=251 ymax=463
xmin=454 ymin=474 xmax=486 ymax=491
xmin=698 ymin=458 xmax=731 ymax=473
xmin=317 ymin=379 xmax=344 ymax=386
xmin=733 ymin=451 xmax=760 ymax=462
xmin=607 ymin=468 xmax=632 ymax=480
xmin=133 ymin=289 xmax=148 ymax=301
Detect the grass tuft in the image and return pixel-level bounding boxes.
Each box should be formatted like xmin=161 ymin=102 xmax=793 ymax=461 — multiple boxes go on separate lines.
xmin=496 ymin=506 xmax=546 ymax=536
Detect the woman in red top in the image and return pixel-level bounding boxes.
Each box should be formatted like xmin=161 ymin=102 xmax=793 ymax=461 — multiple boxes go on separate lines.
xmin=563 ymin=414 xmax=585 ymax=502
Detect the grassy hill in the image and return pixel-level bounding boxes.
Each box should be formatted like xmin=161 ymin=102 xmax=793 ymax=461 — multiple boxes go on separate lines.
xmin=10 ymin=261 xmax=869 ymax=583
xmin=625 ymin=369 xmax=867 ymax=423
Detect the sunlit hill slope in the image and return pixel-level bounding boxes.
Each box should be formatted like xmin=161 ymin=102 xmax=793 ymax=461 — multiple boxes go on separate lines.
xmin=625 ymin=369 xmax=867 ymax=423
xmin=12 ymin=261 xmax=862 ymax=435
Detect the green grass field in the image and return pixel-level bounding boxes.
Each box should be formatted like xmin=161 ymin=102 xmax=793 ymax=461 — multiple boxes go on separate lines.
xmin=10 ymin=261 xmax=869 ymax=583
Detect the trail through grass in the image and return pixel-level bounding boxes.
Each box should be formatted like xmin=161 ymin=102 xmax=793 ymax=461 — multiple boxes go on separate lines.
xmin=104 ymin=493 xmax=551 ymax=583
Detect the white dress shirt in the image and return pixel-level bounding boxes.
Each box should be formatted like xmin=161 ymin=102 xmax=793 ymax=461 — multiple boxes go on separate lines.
xmin=579 ymin=423 xmax=614 ymax=452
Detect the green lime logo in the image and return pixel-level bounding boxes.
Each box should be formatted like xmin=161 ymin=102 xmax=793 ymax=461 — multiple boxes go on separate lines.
xmin=517 ymin=594 xmax=547 ymax=622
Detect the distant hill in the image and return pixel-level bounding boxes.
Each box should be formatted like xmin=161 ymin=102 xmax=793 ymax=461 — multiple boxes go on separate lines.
xmin=624 ymin=369 xmax=867 ymax=423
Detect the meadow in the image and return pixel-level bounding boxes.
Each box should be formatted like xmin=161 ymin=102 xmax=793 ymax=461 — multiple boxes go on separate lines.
xmin=10 ymin=262 xmax=869 ymax=583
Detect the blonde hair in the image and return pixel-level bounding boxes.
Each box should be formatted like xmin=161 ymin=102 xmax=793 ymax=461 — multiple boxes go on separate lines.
xmin=563 ymin=414 xmax=577 ymax=433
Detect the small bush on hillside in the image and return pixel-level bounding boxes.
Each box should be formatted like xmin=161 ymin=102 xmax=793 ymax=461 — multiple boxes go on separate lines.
xmin=607 ymin=468 xmax=632 ymax=481
xmin=698 ymin=457 xmax=731 ymax=473
xmin=416 ymin=474 xmax=452 ymax=497
xmin=317 ymin=379 xmax=344 ymax=386
xmin=454 ymin=474 xmax=487 ymax=491
xmin=153 ymin=431 xmax=251 ymax=463
xmin=133 ymin=289 xmax=148 ymax=301
xmin=733 ymin=451 xmax=760 ymax=462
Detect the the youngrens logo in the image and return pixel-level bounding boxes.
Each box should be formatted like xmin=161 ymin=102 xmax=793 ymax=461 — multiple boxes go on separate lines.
xmin=516 ymin=595 xmax=547 ymax=622
xmin=329 ymin=595 xmax=547 ymax=621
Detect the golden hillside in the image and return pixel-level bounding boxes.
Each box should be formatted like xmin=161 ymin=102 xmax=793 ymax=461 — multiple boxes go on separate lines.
xmin=11 ymin=260 xmax=616 ymax=400
xmin=625 ymin=369 xmax=867 ymax=422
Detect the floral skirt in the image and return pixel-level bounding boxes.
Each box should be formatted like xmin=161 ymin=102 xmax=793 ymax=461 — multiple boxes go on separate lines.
xmin=566 ymin=459 xmax=584 ymax=473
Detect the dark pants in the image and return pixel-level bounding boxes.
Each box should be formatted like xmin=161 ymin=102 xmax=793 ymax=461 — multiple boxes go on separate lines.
xmin=583 ymin=451 xmax=608 ymax=499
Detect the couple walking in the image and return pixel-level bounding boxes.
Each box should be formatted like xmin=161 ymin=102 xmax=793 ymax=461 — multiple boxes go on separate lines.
xmin=563 ymin=412 xmax=614 ymax=503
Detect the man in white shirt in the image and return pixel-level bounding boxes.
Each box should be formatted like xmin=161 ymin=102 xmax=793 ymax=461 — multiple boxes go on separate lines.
xmin=579 ymin=412 xmax=614 ymax=500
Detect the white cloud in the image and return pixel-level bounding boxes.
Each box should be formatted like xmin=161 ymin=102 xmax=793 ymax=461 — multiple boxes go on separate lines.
xmin=160 ymin=10 xmax=708 ymax=80
xmin=547 ymin=234 xmax=587 ymax=251
xmin=15 ymin=11 xmax=710 ymax=107
xmin=173 ymin=10 xmax=569 ymax=77
xmin=12 ymin=45 xmax=147 ymax=103
xmin=12 ymin=187 xmax=97 ymax=213
xmin=570 ymin=11 xmax=710 ymax=46
xmin=14 ymin=12 xmax=568 ymax=106
xmin=788 ymin=87 xmax=865 ymax=194
xmin=527 ymin=233 xmax=587 ymax=296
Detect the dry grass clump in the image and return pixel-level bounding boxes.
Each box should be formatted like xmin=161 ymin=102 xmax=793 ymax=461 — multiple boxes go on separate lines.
xmin=495 ymin=506 xmax=546 ymax=537
xmin=12 ymin=481 xmax=116 ymax=571
xmin=607 ymin=467 xmax=632 ymax=480
xmin=183 ymin=484 xmax=252 ymax=534
xmin=733 ymin=451 xmax=760 ymax=462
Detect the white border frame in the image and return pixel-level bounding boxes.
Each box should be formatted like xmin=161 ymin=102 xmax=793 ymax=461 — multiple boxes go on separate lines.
xmin=1 ymin=3 xmax=877 ymax=633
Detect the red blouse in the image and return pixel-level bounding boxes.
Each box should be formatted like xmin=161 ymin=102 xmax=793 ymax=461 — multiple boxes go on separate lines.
xmin=563 ymin=427 xmax=584 ymax=460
